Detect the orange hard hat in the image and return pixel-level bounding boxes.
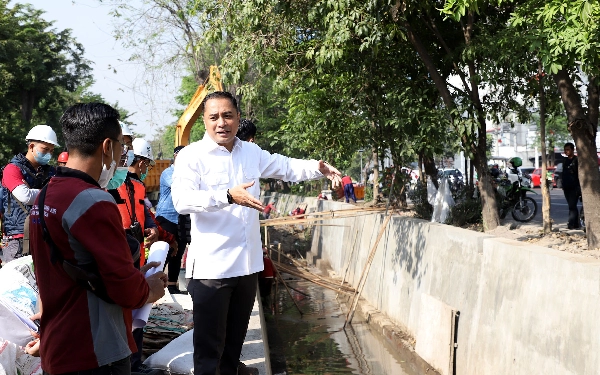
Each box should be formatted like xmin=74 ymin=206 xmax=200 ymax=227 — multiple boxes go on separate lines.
xmin=58 ymin=152 xmax=69 ymax=163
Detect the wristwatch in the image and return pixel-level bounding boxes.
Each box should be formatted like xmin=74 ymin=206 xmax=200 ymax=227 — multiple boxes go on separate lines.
xmin=227 ymin=189 xmax=234 ymax=204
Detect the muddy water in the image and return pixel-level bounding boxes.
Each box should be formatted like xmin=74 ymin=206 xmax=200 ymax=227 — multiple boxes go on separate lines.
xmin=268 ymin=279 xmax=436 ymax=375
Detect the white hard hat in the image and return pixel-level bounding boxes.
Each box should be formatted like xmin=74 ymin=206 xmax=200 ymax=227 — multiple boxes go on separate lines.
xmin=26 ymin=125 xmax=60 ymax=147
xmin=120 ymin=121 xmax=133 ymax=137
xmin=132 ymin=138 xmax=154 ymax=164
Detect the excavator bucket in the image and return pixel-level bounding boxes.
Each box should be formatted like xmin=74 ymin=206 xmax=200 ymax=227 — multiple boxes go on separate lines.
xmin=175 ymin=65 xmax=223 ymax=147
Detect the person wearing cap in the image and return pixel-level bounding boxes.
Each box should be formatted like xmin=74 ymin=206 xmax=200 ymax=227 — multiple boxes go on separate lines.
xmin=57 ymin=152 xmax=69 ymax=167
xmin=1 ymin=125 xmax=58 ymax=264
xmin=156 ymin=145 xmax=187 ymax=294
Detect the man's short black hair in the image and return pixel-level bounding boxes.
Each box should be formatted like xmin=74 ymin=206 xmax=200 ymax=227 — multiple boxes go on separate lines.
xmin=61 ymin=103 xmax=121 ymax=156
xmin=174 ymin=146 xmax=185 ymax=154
xmin=200 ymin=91 xmax=239 ymax=113
xmin=564 ymin=142 xmax=575 ymax=150
xmin=237 ymin=118 xmax=257 ymax=141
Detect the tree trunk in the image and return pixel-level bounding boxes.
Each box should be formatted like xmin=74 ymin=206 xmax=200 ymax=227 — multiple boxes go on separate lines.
xmin=422 ymin=154 xmax=439 ymax=189
xmin=418 ymin=153 xmax=425 ymax=183
xmin=588 ymin=76 xmax=599 ymax=125
xmin=372 ymin=147 xmax=379 ymax=200
xmin=404 ymin=15 xmax=500 ymax=230
xmin=472 ymin=153 xmax=499 ymax=230
xmin=21 ymin=90 xmax=35 ymax=123
xmin=469 ymin=159 xmax=474 ymax=188
xmin=553 ymin=69 xmax=600 ymax=248
xmin=538 ymin=61 xmax=552 ymax=234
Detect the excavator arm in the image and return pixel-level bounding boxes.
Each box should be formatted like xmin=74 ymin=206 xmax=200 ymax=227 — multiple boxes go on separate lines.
xmin=175 ymin=65 xmax=223 ymax=146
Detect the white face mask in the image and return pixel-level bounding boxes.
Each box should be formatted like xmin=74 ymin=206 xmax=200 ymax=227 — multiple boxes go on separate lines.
xmin=98 ymin=141 xmax=117 ymax=189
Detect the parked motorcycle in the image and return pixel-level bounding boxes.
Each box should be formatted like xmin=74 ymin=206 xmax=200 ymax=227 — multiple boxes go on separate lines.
xmin=496 ymin=171 xmax=538 ymax=222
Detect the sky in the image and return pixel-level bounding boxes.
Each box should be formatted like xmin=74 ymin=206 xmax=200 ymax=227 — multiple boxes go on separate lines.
xmin=20 ymin=0 xmax=182 ymax=139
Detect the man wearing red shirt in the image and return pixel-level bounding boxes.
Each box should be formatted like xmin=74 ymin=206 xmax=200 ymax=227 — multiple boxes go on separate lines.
xmin=342 ymin=175 xmax=357 ymax=203
xmin=263 ymin=202 xmax=276 ymax=219
xmin=30 ymin=103 xmax=167 ymax=375
xmin=1 ymin=125 xmax=58 ymax=264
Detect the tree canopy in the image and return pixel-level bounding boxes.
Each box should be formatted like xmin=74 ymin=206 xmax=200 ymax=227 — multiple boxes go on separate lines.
xmin=0 ymin=1 xmax=92 ymax=163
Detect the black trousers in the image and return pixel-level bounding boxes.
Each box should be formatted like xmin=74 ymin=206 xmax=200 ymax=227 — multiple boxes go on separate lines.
xmin=130 ymin=328 xmax=144 ymax=371
xmin=188 ymin=273 xmax=258 ymax=375
xmin=156 ymin=216 xmax=186 ymax=283
xmin=563 ymin=188 xmax=580 ymax=228
xmin=44 ymin=356 xmax=130 ymax=375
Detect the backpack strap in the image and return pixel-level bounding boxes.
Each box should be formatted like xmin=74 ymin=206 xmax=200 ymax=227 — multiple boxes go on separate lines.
xmin=37 ymin=185 xmax=63 ymax=264
xmin=37 ymin=185 xmax=114 ymax=304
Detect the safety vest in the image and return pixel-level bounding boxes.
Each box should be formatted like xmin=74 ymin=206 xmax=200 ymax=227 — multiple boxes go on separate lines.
xmin=1 ymin=153 xmax=54 ymax=236
xmin=116 ymin=176 xmax=146 ymax=266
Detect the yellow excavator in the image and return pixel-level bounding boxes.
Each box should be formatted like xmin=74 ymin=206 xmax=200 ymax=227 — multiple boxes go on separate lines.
xmin=175 ymin=65 xmax=223 ymax=147
xmin=145 ymin=65 xmax=223 ymax=194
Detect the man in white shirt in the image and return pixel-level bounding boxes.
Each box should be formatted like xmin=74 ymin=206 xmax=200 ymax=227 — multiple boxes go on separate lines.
xmin=171 ymin=91 xmax=341 ymax=375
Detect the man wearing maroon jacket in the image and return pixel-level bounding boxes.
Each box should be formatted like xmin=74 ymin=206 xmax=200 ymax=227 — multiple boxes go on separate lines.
xmin=29 ymin=103 xmax=167 ymax=375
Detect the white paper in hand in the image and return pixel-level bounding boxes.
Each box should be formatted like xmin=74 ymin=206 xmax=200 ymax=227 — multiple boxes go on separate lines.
xmin=132 ymin=241 xmax=169 ymax=329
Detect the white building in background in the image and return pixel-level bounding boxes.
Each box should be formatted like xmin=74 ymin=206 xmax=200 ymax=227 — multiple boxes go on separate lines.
xmin=487 ymin=120 xmax=539 ymax=167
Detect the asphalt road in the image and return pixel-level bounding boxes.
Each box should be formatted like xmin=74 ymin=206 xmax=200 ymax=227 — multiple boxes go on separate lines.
xmin=526 ymin=187 xmax=581 ymax=228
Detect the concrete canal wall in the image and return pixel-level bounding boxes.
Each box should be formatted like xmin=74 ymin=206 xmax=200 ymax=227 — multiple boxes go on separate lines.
xmin=261 ymin=193 xmax=600 ymax=375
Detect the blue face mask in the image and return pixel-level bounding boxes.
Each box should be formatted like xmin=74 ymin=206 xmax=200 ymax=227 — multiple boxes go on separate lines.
xmin=125 ymin=150 xmax=134 ymax=167
xmin=106 ymin=167 xmax=128 ymax=190
xmin=140 ymin=172 xmax=147 ymax=182
xmin=34 ymin=149 xmax=52 ymax=165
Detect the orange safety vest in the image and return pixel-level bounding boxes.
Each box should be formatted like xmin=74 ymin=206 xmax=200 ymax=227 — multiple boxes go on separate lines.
xmin=117 ymin=177 xmax=147 ymax=266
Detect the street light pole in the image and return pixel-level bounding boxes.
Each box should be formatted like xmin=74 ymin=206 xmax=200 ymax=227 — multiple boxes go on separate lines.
xmin=358 ymin=149 xmax=364 ymax=184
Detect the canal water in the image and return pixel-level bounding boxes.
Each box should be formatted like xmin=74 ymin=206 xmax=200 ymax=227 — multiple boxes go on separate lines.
xmin=265 ymin=278 xmax=437 ymax=375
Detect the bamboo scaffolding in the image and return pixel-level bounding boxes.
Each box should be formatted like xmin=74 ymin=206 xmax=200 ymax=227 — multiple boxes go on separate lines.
xmin=275 ymin=262 xmax=356 ymax=295
xmin=265 ymin=246 xmax=304 ymax=315
xmin=269 ymin=245 xmax=355 ymax=292
xmin=343 ymin=214 xmax=393 ymax=329
xmin=273 ymin=259 xmax=355 ymax=293
xmin=337 ymin=228 xmax=360 ymax=298
xmin=268 ymin=247 xmax=348 ymax=298
xmin=261 ymin=207 xmax=385 ymax=226
xmin=260 ymin=210 xmax=387 ymax=228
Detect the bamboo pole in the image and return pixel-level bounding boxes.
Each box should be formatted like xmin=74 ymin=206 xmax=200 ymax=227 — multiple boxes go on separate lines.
xmin=266 ymin=249 xmax=303 ymax=316
xmin=264 ymin=226 xmax=268 ymax=247
xmin=268 ymin=248 xmax=356 ymax=293
xmin=260 ymin=211 xmax=382 ymax=227
xmin=343 ymin=214 xmax=392 ymax=329
xmin=260 ymin=207 xmax=385 ymax=225
xmin=269 ymin=247 xmax=353 ymax=291
xmin=337 ymin=228 xmax=360 ymax=298
xmin=275 ymin=262 xmax=355 ymax=294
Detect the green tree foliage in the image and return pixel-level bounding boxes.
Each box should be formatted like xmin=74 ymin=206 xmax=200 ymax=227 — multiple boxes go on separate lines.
xmin=444 ymin=0 xmax=600 ymax=246
xmin=0 ymin=1 xmax=91 ymax=163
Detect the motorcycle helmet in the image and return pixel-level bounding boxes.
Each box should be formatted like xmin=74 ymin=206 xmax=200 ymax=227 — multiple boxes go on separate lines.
xmin=509 ymin=157 xmax=522 ymax=168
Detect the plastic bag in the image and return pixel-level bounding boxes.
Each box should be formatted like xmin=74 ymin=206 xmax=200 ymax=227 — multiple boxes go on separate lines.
xmin=431 ymin=178 xmax=455 ymax=223
xmin=427 ymin=179 xmax=437 ymax=206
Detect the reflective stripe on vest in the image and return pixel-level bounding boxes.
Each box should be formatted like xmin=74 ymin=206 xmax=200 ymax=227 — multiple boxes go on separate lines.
xmin=116 ymin=178 xmax=146 ymax=266
xmin=116 ymin=179 xmax=146 ymax=230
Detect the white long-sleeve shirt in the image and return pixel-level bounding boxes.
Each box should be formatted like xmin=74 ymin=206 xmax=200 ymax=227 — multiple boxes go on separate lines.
xmin=171 ymin=134 xmax=323 ymax=279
